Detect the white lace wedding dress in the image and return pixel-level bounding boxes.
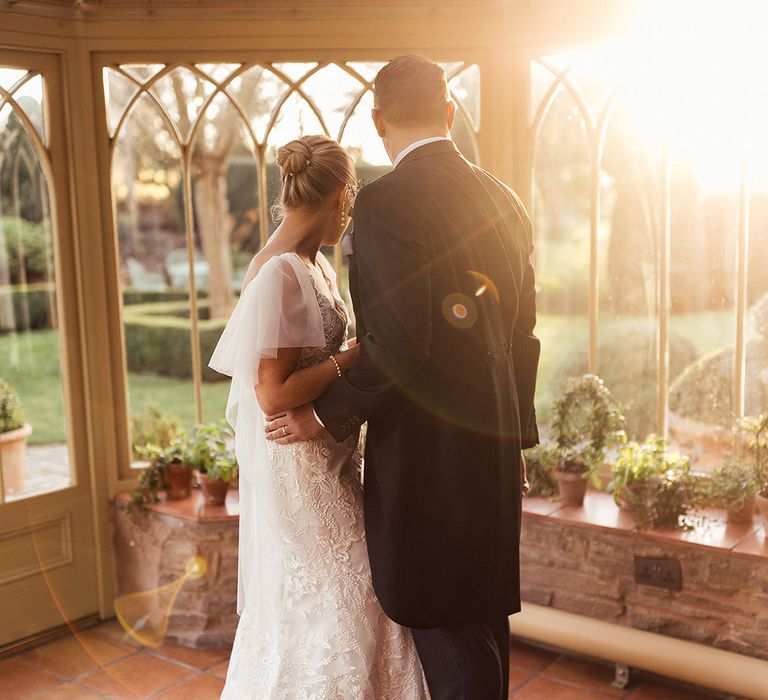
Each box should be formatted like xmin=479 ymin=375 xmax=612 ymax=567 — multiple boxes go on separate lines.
xmin=209 ymin=252 xmax=427 ymax=700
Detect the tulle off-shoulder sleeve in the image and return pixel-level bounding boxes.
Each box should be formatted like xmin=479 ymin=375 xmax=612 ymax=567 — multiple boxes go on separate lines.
xmin=208 ymin=252 xmax=325 ymax=385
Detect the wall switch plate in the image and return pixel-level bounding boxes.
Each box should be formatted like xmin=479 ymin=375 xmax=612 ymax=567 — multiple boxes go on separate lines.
xmin=634 ymin=556 xmax=682 ymax=591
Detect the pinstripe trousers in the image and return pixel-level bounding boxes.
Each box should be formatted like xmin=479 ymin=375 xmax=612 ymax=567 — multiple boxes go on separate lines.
xmin=410 ymin=615 xmax=510 ymax=700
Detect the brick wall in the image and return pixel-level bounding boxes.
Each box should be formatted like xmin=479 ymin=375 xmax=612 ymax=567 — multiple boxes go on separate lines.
xmin=520 ymin=511 xmax=768 ymax=660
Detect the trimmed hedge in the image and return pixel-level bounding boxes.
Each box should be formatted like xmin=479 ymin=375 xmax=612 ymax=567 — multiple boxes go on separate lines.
xmin=668 ymin=339 xmax=768 ymax=428
xmin=122 ymin=288 xmax=204 ymax=306
xmin=0 ymin=282 xmax=56 ymax=331
xmin=123 ymin=300 xmax=228 ymax=382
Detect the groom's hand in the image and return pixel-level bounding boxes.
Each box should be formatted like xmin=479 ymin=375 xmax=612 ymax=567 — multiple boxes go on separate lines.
xmin=265 ymin=403 xmax=328 ymax=444
xmin=521 ymin=453 xmax=530 ymax=497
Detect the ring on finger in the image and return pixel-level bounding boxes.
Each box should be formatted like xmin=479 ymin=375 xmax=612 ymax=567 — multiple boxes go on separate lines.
xmin=282 ymin=426 xmax=287 ymax=437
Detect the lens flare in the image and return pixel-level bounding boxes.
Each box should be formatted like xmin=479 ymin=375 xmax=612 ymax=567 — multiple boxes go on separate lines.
xmin=467 ymin=270 xmax=500 ymax=303
xmin=442 ymin=293 xmax=477 ymax=329
xmin=114 ymin=555 xmax=209 ymax=648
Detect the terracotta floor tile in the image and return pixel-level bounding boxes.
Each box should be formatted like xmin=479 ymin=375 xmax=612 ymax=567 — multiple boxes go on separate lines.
xmin=511 ymin=676 xmax=618 ymax=699
xmin=0 ymin=656 xmax=61 ymax=699
xmin=22 ymin=629 xmax=136 ymax=678
xmin=153 ymin=674 xmax=225 ymax=700
xmin=29 ymin=681 xmax=107 ymax=699
xmin=628 ymin=680 xmax=721 ymax=699
xmin=207 ymin=659 xmax=229 ymax=680
xmin=148 ymin=642 xmax=229 ymax=670
xmin=87 ymin=619 xmax=143 ymax=650
xmin=508 ymin=668 xmax=534 ymax=691
xmin=509 ymin=641 xmax=559 ymax=672
xmin=79 ymin=653 xmax=193 ymax=698
xmin=541 ymin=656 xmax=623 ymax=696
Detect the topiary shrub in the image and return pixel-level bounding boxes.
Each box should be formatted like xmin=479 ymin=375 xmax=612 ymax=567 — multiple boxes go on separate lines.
xmin=552 ymin=322 xmax=698 ymax=437
xmin=0 ymin=378 xmax=25 ymax=433
xmin=668 ymin=291 xmax=768 ymax=428
xmin=0 ymin=217 xmax=52 ymax=284
xmin=668 ymin=341 xmax=768 ymax=428
xmin=123 ymin=300 xmax=228 ymax=381
xmin=0 ymin=283 xmax=56 ymax=332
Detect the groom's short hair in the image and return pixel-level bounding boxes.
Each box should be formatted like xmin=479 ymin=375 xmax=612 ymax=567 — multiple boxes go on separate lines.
xmin=374 ymin=55 xmax=450 ymax=128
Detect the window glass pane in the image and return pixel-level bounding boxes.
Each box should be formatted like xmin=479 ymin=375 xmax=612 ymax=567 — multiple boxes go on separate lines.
xmin=103 ymin=68 xmax=138 ymax=138
xmin=190 ymin=92 xmax=260 ymax=422
xmin=666 ymin=160 xmax=739 ymax=470
xmin=111 ymin=92 xmax=195 ymax=462
xmin=195 ymin=63 xmax=241 ymax=84
xmin=598 ymin=96 xmax=665 ymax=439
xmin=449 ymin=64 xmax=480 ymax=131
xmin=339 ymin=90 xmax=389 ymax=169
xmin=302 ymin=64 xmax=365 ymax=140
xmin=271 ymin=62 xmax=318 ymax=83
xmin=151 ymin=67 xmax=216 ymax=144
xmin=228 ymin=65 xmax=288 ymax=144
xmin=0 ymin=74 xmax=70 ymax=501
xmin=119 ymin=63 xmax=164 ymax=84
xmin=747 ymin=131 xmax=768 ymax=423
xmin=531 ymin=82 xmax=591 ymax=430
xmin=345 ymin=62 xmax=385 ymax=83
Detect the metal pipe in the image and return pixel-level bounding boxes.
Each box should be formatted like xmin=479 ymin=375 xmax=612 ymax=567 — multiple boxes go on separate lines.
xmin=508 ymin=603 xmax=768 ymax=700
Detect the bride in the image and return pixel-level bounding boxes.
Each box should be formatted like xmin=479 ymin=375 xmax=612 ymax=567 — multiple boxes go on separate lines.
xmin=209 ymin=135 xmax=427 ymax=699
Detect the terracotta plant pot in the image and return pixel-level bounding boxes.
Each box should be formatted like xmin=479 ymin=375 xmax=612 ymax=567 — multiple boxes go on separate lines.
xmin=0 ymin=423 xmax=32 ymax=496
xmin=757 ymin=492 xmax=768 ymax=536
xmin=198 ymin=472 xmax=229 ymax=506
xmin=165 ymin=462 xmax=193 ymax=500
xmin=727 ymin=496 xmax=756 ymax=525
xmin=557 ymin=471 xmax=588 ymax=507
xmin=618 ymin=481 xmax=651 ymax=511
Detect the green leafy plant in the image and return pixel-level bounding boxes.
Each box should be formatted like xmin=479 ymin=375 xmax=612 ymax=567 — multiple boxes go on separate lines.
xmin=125 ymin=434 xmax=189 ymax=522
xmin=184 ymin=421 xmax=237 ymax=483
xmin=734 ymin=414 xmax=768 ymax=497
xmin=702 ymin=458 xmax=759 ymax=511
xmin=131 ymin=404 xmax=182 ymax=461
xmin=550 ymin=374 xmax=626 ymax=487
xmin=0 ymin=378 xmax=25 ymax=433
xmin=606 ymin=435 xmax=698 ymax=529
xmin=608 ymin=435 xmax=689 ymax=508
xmin=523 ymin=442 xmax=560 ymax=498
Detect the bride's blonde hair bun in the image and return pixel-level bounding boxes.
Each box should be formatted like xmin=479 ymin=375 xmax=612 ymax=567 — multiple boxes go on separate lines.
xmin=274 ymin=136 xmax=356 ymax=220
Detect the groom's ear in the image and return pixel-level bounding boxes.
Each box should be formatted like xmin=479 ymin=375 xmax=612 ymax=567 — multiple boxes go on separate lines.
xmin=371 ymin=108 xmax=386 ymax=137
xmin=445 ymin=100 xmax=456 ymax=132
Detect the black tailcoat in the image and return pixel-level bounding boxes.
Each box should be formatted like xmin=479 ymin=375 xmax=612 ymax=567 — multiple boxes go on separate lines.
xmin=314 ymin=140 xmax=540 ymax=629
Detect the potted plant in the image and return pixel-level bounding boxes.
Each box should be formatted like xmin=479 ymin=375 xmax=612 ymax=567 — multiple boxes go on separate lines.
xmin=131 ymin=404 xmax=182 ymax=465
xmin=550 ymin=374 xmax=626 ymax=507
xmin=125 ymin=434 xmax=193 ymax=525
xmin=633 ymin=459 xmax=699 ymax=530
xmin=703 ymin=457 xmax=758 ymax=524
xmin=608 ymin=435 xmax=689 ymax=511
xmin=522 ymin=442 xmax=559 ymax=498
xmin=734 ymin=414 xmax=768 ymax=534
xmin=0 ymin=378 xmax=32 ymax=496
xmin=185 ymin=422 xmax=237 ymax=506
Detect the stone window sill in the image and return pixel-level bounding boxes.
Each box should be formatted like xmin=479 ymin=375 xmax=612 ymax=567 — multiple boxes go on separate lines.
xmin=523 ymin=490 xmax=768 ymax=560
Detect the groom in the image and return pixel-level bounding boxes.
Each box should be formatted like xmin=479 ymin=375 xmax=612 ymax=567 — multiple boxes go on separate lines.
xmin=267 ymin=55 xmax=540 ymax=699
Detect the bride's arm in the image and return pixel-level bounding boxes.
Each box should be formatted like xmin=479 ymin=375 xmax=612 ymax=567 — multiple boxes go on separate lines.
xmin=255 ymin=345 xmax=359 ymax=415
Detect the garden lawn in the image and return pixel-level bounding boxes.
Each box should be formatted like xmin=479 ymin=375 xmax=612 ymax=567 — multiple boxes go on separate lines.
xmin=0 ymin=329 xmax=230 ymax=445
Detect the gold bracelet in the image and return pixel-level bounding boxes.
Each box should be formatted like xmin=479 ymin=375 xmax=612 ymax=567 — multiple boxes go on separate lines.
xmin=329 ymin=354 xmax=342 ymax=377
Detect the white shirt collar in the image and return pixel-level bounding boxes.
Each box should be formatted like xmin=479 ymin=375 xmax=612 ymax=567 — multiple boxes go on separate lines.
xmin=393 ymin=136 xmax=451 ymax=168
